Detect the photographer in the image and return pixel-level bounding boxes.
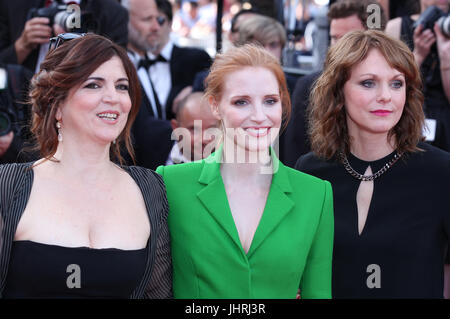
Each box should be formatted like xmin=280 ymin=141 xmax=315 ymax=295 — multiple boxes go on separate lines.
xmin=0 ymin=0 xmax=128 ymax=73
xmin=386 ymin=0 xmax=450 ymax=152
xmin=0 ymin=63 xmax=33 ymax=164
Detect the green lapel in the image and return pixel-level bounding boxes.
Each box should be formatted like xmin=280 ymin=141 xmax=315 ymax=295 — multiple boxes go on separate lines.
xmin=196 ymin=146 xmax=244 ymax=255
xmin=247 ymin=150 xmax=294 ymax=257
xmin=196 ymin=145 xmax=295 ymax=258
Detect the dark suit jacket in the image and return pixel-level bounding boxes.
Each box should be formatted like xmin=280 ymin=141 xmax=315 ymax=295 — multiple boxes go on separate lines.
xmin=139 ymin=44 xmax=211 ymax=120
xmin=0 ymin=0 xmax=128 ymax=72
xmin=130 ymin=103 xmax=173 ymax=171
xmin=132 ymin=44 xmax=211 ymax=169
xmin=283 ymin=71 xmax=321 ymax=168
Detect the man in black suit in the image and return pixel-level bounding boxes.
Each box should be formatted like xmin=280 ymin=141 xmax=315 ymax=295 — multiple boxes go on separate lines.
xmin=0 ymin=0 xmax=128 ymax=73
xmin=124 ymin=0 xmax=212 ymax=120
xmin=123 ymin=0 xmax=212 ymax=170
xmin=283 ymin=0 xmax=386 ymax=168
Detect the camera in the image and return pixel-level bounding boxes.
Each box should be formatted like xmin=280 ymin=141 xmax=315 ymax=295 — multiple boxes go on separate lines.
xmin=0 ymin=68 xmax=18 ymax=136
xmin=413 ymin=5 xmax=450 ymax=37
xmin=27 ymin=1 xmax=98 ymax=33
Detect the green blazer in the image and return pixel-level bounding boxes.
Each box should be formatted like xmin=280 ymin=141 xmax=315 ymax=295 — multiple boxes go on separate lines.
xmin=156 ymin=147 xmax=333 ymax=299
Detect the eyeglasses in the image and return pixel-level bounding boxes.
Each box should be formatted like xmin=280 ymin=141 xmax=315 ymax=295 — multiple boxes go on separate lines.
xmin=48 ymin=32 xmax=86 ymax=51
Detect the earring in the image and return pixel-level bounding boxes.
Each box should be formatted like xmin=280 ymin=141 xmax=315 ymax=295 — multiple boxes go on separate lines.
xmin=56 ymin=121 xmax=63 ymax=142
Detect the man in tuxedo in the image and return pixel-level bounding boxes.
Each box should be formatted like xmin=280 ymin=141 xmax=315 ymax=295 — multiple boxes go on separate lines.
xmin=123 ymin=0 xmax=212 ymax=170
xmin=124 ymin=0 xmax=212 ymax=120
xmin=0 ymin=0 xmax=128 ymax=73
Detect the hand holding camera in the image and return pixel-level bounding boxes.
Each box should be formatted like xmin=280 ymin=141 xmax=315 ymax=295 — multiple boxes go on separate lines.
xmin=434 ymin=23 xmax=450 ymax=70
xmin=14 ymin=17 xmax=52 ymax=64
xmin=412 ymin=5 xmax=450 ymax=67
xmin=413 ymin=23 xmax=436 ymax=67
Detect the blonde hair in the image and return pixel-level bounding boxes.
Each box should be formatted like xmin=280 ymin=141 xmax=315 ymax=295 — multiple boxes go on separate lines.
xmin=235 ymin=15 xmax=287 ymax=48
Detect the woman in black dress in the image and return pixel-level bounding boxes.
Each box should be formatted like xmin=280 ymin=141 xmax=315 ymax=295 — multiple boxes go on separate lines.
xmin=0 ymin=34 xmax=172 ymax=298
xmin=296 ymin=30 xmax=450 ymax=298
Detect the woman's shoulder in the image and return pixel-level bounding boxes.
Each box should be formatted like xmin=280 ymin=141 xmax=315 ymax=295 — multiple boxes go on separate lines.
xmin=409 ymin=142 xmax=450 ymax=166
xmin=282 ymin=162 xmax=330 ymax=187
xmin=155 ymin=161 xmax=205 ymax=180
xmin=295 ymin=152 xmax=338 ymax=171
xmin=123 ymin=165 xmax=167 ymax=193
xmin=0 ymin=162 xmax=33 ymax=184
xmin=0 ymin=162 xmax=34 ymax=210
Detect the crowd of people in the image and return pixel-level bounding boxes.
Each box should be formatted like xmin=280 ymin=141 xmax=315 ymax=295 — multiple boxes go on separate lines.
xmin=0 ymin=0 xmax=449 ymax=299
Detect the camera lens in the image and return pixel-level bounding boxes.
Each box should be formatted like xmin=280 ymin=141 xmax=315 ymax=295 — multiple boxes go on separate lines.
xmin=438 ymin=15 xmax=450 ymax=37
xmin=54 ymin=10 xmax=78 ymax=32
xmin=413 ymin=6 xmax=445 ymax=31
xmin=0 ymin=111 xmax=11 ymax=136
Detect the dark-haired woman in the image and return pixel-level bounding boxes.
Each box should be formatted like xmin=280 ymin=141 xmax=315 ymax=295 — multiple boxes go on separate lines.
xmin=296 ymin=30 xmax=450 ymax=298
xmin=0 ymin=34 xmax=172 ymax=298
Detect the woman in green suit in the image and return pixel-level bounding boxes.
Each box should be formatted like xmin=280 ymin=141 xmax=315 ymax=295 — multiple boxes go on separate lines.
xmin=156 ymin=44 xmax=333 ymax=299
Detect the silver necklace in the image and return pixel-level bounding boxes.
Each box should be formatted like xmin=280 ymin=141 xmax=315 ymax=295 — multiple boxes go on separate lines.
xmin=339 ymin=151 xmax=402 ymax=181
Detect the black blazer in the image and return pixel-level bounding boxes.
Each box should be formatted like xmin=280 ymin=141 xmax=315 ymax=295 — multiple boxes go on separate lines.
xmin=131 ymin=100 xmax=174 ymax=171
xmin=0 ymin=0 xmax=128 ymax=72
xmin=283 ymin=71 xmax=321 ymax=168
xmin=139 ymin=44 xmax=212 ymax=120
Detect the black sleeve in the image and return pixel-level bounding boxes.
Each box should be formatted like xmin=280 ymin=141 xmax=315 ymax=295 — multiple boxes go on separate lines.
xmin=143 ymin=170 xmax=173 ymax=299
xmin=283 ymin=72 xmax=319 ymax=168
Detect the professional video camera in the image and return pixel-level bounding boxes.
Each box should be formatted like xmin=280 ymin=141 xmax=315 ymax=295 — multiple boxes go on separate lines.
xmin=413 ymin=5 xmax=450 ymax=37
xmin=0 ymin=67 xmax=18 ymax=137
xmin=27 ymin=1 xmax=98 ymax=33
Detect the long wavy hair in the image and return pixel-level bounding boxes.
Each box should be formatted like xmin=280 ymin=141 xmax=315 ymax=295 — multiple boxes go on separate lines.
xmin=308 ymin=30 xmax=425 ymax=160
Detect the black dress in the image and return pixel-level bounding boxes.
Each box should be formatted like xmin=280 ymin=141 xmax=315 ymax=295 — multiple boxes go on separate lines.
xmin=0 ymin=163 xmax=172 ymax=299
xmin=296 ymin=142 xmax=450 ymax=298
xmin=3 ymin=241 xmax=147 ymax=298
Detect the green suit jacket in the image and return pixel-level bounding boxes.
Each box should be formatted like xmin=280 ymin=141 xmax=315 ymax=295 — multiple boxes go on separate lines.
xmin=156 ymin=147 xmax=333 ymax=299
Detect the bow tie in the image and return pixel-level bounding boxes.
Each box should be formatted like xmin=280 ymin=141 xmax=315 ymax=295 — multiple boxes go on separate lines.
xmin=138 ymin=55 xmax=167 ymax=69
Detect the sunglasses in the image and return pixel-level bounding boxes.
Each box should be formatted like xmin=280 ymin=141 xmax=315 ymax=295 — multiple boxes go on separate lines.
xmin=48 ymin=32 xmax=87 ymax=51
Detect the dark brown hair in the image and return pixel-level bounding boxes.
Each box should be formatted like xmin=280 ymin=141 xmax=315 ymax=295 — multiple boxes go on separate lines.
xmin=29 ymin=34 xmax=141 ymax=165
xmin=309 ymin=30 xmax=424 ymax=160
xmin=328 ymin=0 xmax=387 ymax=31
xmin=204 ymin=44 xmax=291 ymax=130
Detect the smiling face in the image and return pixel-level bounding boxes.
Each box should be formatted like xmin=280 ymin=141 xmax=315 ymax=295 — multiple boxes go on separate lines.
xmin=56 ymin=56 xmax=131 ymax=146
xmin=211 ymin=66 xmax=282 ymax=154
xmin=343 ymin=49 xmax=406 ymax=141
